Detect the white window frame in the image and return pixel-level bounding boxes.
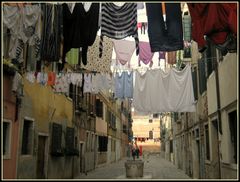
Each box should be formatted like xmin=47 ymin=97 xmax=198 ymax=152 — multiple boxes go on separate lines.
xmin=3 ymin=119 xmax=12 ymax=159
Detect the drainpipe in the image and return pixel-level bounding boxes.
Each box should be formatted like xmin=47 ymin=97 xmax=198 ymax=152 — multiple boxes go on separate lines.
xmin=213 ymin=50 xmax=222 ymax=179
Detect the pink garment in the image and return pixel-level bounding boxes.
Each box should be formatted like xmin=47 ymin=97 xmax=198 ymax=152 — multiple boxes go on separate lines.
xmin=113 ymin=39 xmax=136 ymax=67
xmin=138 ymin=41 xmax=154 ymax=67
xmin=137 ymin=22 xmax=142 ymax=28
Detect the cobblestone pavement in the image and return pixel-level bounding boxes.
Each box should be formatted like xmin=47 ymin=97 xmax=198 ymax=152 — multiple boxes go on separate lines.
xmin=75 ymin=153 xmax=191 ymax=180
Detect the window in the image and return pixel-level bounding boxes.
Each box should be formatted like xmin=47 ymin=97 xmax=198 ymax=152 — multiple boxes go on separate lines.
xmin=198 ymin=59 xmax=207 ymax=95
xmin=91 ymin=134 xmax=95 ymax=152
xmin=96 ymin=99 xmax=103 ymax=118
xmin=86 ymin=132 xmax=90 ymax=152
xmin=3 ymin=27 xmax=11 ymax=59
xmin=75 ymin=85 xmax=82 ymax=112
xmin=111 ymin=114 xmax=116 ymax=129
xmin=87 ymin=93 xmax=91 ymax=114
xmin=3 ymin=120 xmax=12 ymax=158
xmin=195 ymin=128 xmax=200 ymax=139
xmin=111 ymin=139 xmax=116 ymax=152
xmin=149 ymin=119 xmax=153 ymax=123
xmin=123 ymin=124 xmax=127 ymax=134
xmin=204 ymin=41 xmax=216 ymax=77
xmin=205 ymin=124 xmax=210 ymax=160
xmin=121 ymin=101 xmax=124 ymax=111
xmin=182 ymin=14 xmax=191 ymax=42
xmin=108 ymin=111 xmax=116 ymax=129
xmin=173 ymin=113 xmax=179 ymax=122
xmin=65 ymin=127 xmax=74 ymax=152
xmin=98 ymin=136 xmax=108 ymax=152
xmin=51 ymin=122 xmax=63 ymax=156
xmin=228 ymin=110 xmax=237 ymax=164
xmin=149 ymin=131 xmax=153 ymax=139
xmin=170 ymin=140 xmax=173 ymax=153
xmin=192 ymin=67 xmax=198 ymax=100
xmin=153 ymin=113 xmax=159 ymax=118
xmin=184 ymin=47 xmax=191 ymax=58
xmin=22 ymin=119 xmax=34 ymax=155
xmin=69 ymin=83 xmax=74 ymax=99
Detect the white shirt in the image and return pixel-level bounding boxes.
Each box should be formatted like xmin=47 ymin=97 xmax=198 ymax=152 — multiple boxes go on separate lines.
xmin=83 ymin=73 xmax=92 ymax=93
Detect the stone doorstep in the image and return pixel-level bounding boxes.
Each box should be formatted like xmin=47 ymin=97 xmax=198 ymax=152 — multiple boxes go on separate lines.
xmin=116 ymin=173 xmax=152 ymax=179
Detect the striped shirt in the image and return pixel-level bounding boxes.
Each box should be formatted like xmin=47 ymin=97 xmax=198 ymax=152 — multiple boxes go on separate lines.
xmin=99 ymin=3 xmax=139 ymax=58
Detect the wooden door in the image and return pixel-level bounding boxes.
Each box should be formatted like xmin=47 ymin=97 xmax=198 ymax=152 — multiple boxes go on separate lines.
xmin=37 ymin=136 xmax=47 ymax=178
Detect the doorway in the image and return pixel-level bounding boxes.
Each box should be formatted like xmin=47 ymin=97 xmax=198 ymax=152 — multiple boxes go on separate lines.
xmin=37 ymin=135 xmax=48 ymax=179
xmin=79 ymin=142 xmax=84 ymax=173
xmin=211 ymin=119 xmax=220 ymax=178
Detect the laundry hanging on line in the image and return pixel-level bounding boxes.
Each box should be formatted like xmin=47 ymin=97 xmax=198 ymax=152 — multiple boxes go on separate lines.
xmin=114 ymin=71 xmax=133 ymax=99
xmin=99 ymin=3 xmax=139 ymax=58
xmin=187 ymin=3 xmax=237 ymax=53
xmin=113 ymin=39 xmax=136 ymax=67
xmin=3 ymin=4 xmax=41 ymax=63
xmin=133 ymin=64 xmax=196 ymax=114
xmin=138 ymin=41 xmax=154 ymax=67
xmin=81 ymin=36 xmax=113 ymax=73
xmin=146 ymin=3 xmax=184 ymax=52
xmin=62 ymin=3 xmax=99 ymax=67
xmin=40 ymin=3 xmax=62 ymax=62
xmin=83 ymin=73 xmax=115 ymax=94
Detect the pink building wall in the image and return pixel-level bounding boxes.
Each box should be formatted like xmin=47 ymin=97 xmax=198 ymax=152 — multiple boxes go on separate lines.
xmin=3 ymin=74 xmax=19 ymax=179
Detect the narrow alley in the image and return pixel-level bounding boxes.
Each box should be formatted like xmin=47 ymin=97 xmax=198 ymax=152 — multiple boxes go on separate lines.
xmin=75 ymin=153 xmax=191 ymax=179
xmin=2 ymin=2 xmax=238 ymax=180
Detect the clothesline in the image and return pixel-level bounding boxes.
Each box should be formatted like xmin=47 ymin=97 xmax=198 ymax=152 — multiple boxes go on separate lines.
xmin=200 ymin=56 xmax=222 ymax=61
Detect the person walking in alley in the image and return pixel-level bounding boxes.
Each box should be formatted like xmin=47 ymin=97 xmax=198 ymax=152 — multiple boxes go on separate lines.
xmin=131 ymin=142 xmax=137 ymax=160
xmin=135 ymin=143 xmax=140 ymax=159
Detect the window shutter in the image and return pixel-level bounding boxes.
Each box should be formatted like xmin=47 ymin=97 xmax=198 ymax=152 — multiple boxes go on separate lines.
xmin=51 ymin=123 xmax=63 ymax=156
xmin=98 ymin=136 xmax=108 ymax=152
xmin=173 ymin=112 xmax=179 ymax=122
xmin=198 ymin=59 xmax=206 ymax=95
xmin=96 ymin=99 xmax=103 ymax=118
xmin=206 ymin=47 xmax=213 ymax=77
xmin=192 ymin=67 xmax=198 ymax=100
xmin=182 ymin=14 xmax=191 ymax=41
xmin=184 ymin=47 xmax=191 ymax=58
xmin=112 ymin=115 xmax=116 ymax=129
xmin=69 ymin=83 xmax=74 ymax=99
xmin=206 ymin=41 xmax=216 ymax=77
xmin=66 ymin=127 xmax=74 ymax=151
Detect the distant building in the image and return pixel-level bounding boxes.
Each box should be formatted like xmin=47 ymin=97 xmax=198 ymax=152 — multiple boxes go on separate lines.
xmin=132 ymin=113 xmax=161 ymax=143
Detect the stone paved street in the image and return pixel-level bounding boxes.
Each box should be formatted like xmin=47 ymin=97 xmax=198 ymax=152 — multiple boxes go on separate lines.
xmin=75 ymin=153 xmax=191 ymax=180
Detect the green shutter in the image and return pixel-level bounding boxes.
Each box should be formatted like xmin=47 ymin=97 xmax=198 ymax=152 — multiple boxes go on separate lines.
xmin=192 ymin=67 xmax=198 ymax=100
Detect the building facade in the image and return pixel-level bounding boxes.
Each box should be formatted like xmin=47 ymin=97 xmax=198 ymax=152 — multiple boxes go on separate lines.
xmin=3 ymin=64 xmax=20 ymax=179
xmin=160 ymin=41 xmax=238 ymax=179
xmin=132 ymin=113 xmax=161 ymax=142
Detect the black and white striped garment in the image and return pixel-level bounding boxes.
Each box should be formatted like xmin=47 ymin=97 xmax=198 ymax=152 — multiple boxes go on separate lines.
xmin=99 ymin=3 xmax=139 ymax=58
xmin=15 ymin=39 xmax=24 ymax=62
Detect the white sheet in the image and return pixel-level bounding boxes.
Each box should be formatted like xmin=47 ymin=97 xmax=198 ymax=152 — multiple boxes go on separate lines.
xmin=133 ymin=65 xmax=196 ymax=114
